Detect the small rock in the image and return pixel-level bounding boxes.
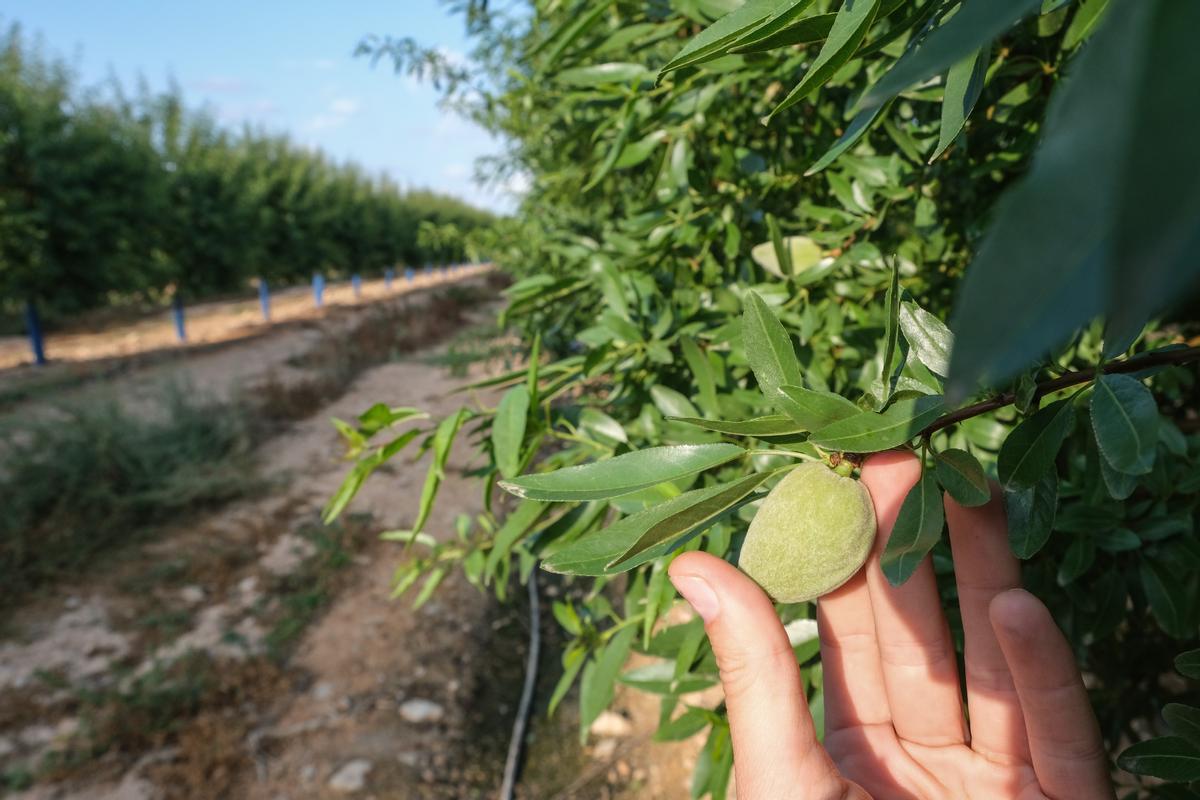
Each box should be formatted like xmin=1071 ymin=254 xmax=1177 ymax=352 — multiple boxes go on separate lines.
xmin=312 ymin=681 xmax=334 ymax=701
xmin=591 ymin=738 xmax=617 ymax=761
xmin=299 ymin=764 xmax=317 ymax=783
xmin=0 ymin=736 xmax=14 ymax=758
xmin=616 ymin=760 xmax=631 ymax=779
xmin=397 ymin=751 xmax=421 ymax=768
xmin=399 ymin=699 xmax=444 ymax=724
xmin=589 ymin=710 xmax=632 ymax=738
xmin=179 ymin=585 xmax=206 ymax=605
xmin=328 ymin=759 xmax=373 ymax=793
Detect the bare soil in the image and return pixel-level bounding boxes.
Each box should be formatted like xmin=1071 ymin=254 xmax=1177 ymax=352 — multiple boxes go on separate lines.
xmin=0 ymin=274 xmax=706 ymax=800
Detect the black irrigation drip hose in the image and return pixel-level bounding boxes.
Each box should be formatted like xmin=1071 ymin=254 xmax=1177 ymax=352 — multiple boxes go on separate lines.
xmin=500 ymin=566 xmax=541 ymax=800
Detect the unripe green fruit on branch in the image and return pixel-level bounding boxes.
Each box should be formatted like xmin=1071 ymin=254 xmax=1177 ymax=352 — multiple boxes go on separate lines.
xmin=738 ymin=462 xmax=876 ymax=603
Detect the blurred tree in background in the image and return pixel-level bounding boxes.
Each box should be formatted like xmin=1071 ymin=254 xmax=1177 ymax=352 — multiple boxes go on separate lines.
xmin=0 ymin=23 xmax=495 ymax=328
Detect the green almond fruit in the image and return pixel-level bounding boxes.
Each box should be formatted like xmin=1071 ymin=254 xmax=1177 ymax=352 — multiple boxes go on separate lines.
xmin=738 ymin=462 xmax=877 ymax=603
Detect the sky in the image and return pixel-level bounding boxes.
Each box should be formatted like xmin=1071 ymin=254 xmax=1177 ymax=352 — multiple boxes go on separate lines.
xmin=3 ymin=0 xmax=515 ymax=213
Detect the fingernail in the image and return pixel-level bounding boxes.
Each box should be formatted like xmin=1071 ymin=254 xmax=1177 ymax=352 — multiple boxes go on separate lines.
xmin=671 ymin=575 xmax=720 ymax=623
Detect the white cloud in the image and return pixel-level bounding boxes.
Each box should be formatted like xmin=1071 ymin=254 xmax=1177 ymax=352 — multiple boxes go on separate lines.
xmin=305 ymin=97 xmax=362 ymax=131
xmin=191 ymin=76 xmax=251 ymax=94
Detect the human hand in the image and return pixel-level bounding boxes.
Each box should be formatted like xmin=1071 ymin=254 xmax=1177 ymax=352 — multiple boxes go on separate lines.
xmin=668 ymin=451 xmax=1113 ymax=799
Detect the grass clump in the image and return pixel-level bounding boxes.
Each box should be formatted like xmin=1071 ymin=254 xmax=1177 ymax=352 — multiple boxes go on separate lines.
xmin=0 ymin=386 xmax=257 ymax=603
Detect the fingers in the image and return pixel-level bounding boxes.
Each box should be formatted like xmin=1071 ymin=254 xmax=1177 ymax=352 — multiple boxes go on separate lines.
xmin=817 ymin=569 xmax=891 ymax=734
xmin=945 ymin=489 xmax=1029 ymax=762
xmin=669 ymin=552 xmax=847 ymax=800
xmin=860 ymin=451 xmax=966 ymax=747
xmin=990 ymin=589 xmax=1114 ymax=799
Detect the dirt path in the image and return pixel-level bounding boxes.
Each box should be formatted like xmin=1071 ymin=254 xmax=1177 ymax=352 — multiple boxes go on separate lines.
xmin=0 ymin=278 xmax=706 ymax=800
xmin=0 ymin=266 xmax=489 ymax=372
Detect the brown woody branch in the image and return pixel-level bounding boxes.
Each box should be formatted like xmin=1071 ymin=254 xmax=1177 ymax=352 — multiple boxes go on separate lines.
xmin=921 ymin=345 xmax=1200 ymax=438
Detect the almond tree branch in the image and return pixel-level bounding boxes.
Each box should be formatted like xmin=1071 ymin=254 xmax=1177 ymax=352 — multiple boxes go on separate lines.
xmin=922 ymin=345 xmax=1200 ymax=437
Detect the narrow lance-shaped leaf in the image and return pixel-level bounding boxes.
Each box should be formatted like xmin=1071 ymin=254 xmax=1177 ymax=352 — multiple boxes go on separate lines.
xmin=806 ymin=102 xmax=888 ymax=176
xmin=412 ymin=409 xmax=469 ymax=535
xmin=493 ymin=384 xmax=531 ymax=479
xmin=725 ymin=0 xmax=818 ymax=52
xmin=775 ymin=384 xmax=861 ymax=430
xmin=769 ymin=0 xmax=882 ymax=121
xmin=859 ymin=0 xmax=1042 ymax=109
xmin=930 ymin=45 xmax=989 ymax=163
xmin=997 ymin=397 xmax=1076 ymax=489
xmin=608 ymin=471 xmax=775 ymax=568
xmin=667 ymin=415 xmax=807 ymax=437
xmin=1164 ymin=704 xmax=1200 ymax=752
xmin=1176 ymin=650 xmax=1200 ymax=680
xmin=1090 ymin=373 xmax=1159 ymax=475
xmin=1107 ymin=2 xmax=1200 ymax=339
xmin=934 ymin=448 xmax=990 ymax=507
xmin=881 ymin=464 xmax=944 ymax=585
xmin=1005 ymin=469 xmax=1058 ymax=559
xmin=898 ymin=301 xmax=953 ymax=377
xmin=579 ymin=625 xmax=636 ymax=742
xmin=680 ymin=337 xmax=719 ymax=417
xmin=808 ymin=395 xmax=945 ymax=453
xmin=742 ymin=291 xmax=804 ymax=406
xmin=1118 ymin=737 xmax=1200 ymax=782
xmin=544 ymin=477 xmax=765 ymax=576
xmin=657 ymin=0 xmax=782 ymax=78
xmin=501 ymin=443 xmax=744 ymax=502
xmin=944 ymin=0 xmax=1161 ymax=398
xmin=879 ymin=256 xmax=901 ymax=401
xmin=483 ymin=498 xmax=549 ymax=579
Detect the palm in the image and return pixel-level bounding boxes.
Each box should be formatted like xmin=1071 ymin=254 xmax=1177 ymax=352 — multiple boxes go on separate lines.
xmin=668 ymin=452 xmax=1112 ymax=800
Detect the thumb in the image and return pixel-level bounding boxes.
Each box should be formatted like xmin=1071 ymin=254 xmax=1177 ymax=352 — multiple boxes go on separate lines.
xmin=669 ymin=551 xmax=848 ymax=800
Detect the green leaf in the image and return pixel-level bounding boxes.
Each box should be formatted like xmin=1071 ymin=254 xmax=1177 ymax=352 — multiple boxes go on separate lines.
xmin=544 ymin=480 xmax=759 ymax=576
xmin=730 ymin=12 xmax=834 ymax=54
xmin=356 ymin=404 xmax=427 ymax=437
xmin=657 ymin=0 xmax=782 ymax=77
xmin=667 ymin=414 xmax=807 ymax=437
xmin=680 ymin=337 xmax=719 ymax=416
xmin=775 ymin=385 xmax=861 ymax=430
xmin=493 ymin=384 xmax=531 ymax=479
xmin=1105 ymin=4 xmax=1200 ymax=342
xmin=1056 ymin=537 xmax=1095 ymax=586
xmin=578 ymin=407 xmax=628 ymax=446
xmin=1176 ymin=649 xmax=1200 ymax=680
xmin=881 ymin=465 xmax=944 ymax=586
xmin=651 ymin=384 xmax=701 ymax=419
xmin=548 ymin=644 xmax=586 ymax=716
xmin=879 ymin=256 xmax=901 ymax=400
xmin=1092 ymin=526 xmax=1140 ymax=552
xmin=742 ymin=291 xmax=804 ymax=406
xmin=725 ymin=0 xmax=818 ymax=52
xmin=501 ymin=443 xmax=744 ymax=502
xmin=583 ymin=99 xmax=636 ymax=191
xmin=1090 ymin=374 xmax=1159 ymax=475
xmin=898 ymin=301 xmax=952 ymax=378
xmin=412 ymin=409 xmax=469 ymax=535
xmin=537 ymin=1 xmax=609 ymax=73
xmin=807 ymin=395 xmax=945 ymax=453
xmin=1062 ymin=0 xmax=1110 ymax=48
xmin=557 ymin=62 xmax=652 ymax=86
xmin=1005 ymin=469 xmax=1058 ymax=559
xmin=946 ymin=0 xmax=1198 ymax=397
xmin=930 ymin=45 xmax=989 ymax=163
xmin=579 ymin=625 xmax=636 ymax=742
xmin=750 ymin=235 xmax=824 ymax=279
xmin=859 ymin=0 xmax=1042 ymax=109
xmin=607 ymin=471 xmax=773 ymax=568
xmin=1098 ymin=456 xmax=1138 ymax=500
xmin=806 ymin=102 xmax=887 ymax=176
xmin=483 ymin=499 xmax=549 ymax=579
xmin=1118 ymin=736 xmax=1200 ymax=782
xmin=1141 ymin=558 xmax=1191 ymax=639
xmin=934 ymin=448 xmax=991 ymax=507
xmin=1164 ymin=704 xmax=1200 ymax=751
xmin=997 ymin=398 xmax=1076 ymax=489
xmin=769 ymin=0 xmax=882 ymax=121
